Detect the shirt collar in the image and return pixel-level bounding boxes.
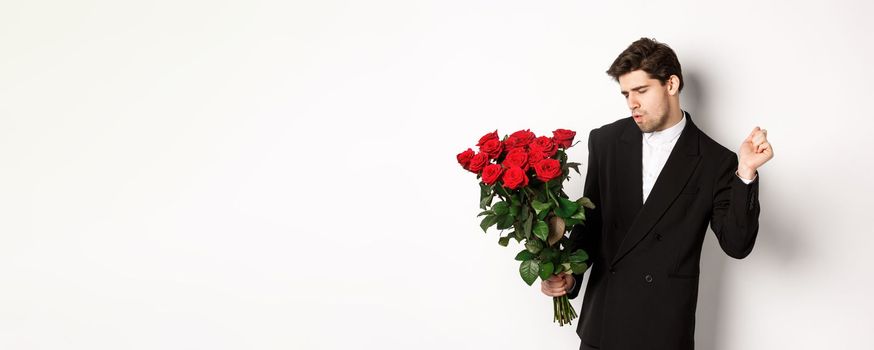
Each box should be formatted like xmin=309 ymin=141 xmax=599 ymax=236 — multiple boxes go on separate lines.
xmin=643 ymin=110 xmax=687 ymax=145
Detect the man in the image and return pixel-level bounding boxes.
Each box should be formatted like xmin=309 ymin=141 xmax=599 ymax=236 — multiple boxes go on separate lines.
xmin=540 ymin=38 xmax=773 ymax=350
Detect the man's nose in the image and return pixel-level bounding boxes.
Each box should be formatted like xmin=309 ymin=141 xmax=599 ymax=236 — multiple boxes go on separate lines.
xmin=627 ymin=96 xmax=639 ymax=111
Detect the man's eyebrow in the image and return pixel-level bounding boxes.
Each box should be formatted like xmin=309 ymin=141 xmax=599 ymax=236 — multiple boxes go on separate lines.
xmin=621 ymin=84 xmax=650 ymax=95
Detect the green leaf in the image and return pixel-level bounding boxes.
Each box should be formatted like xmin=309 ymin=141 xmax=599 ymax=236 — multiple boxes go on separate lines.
xmin=555 ymin=197 xmax=580 ymax=218
xmin=567 ymin=162 xmax=581 ymax=175
xmin=514 ymin=250 xmax=536 ymax=261
xmin=531 ymin=200 xmax=552 ymax=216
xmin=494 ymin=184 xmax=512 ymax=199
xmin=522 ymin=209 xmax=533 ymax=239
xmin=539 ymin=247 xmax=558 ymax=262
xmin=533 ymin=221 xmax=549 ymax=241
xmin=492 ymin=201 xmax=509 ymax=216
xmin=568 ymin=249 xmax=589 ymax=263
xmin=477 ymin=210 xmax=494 ymax=217
xmin=525 ymin=238 xmax=543 ymax=254
xmin=571 ymin=207 xmax=586 ymax=220
xmin=539 ymin=261 xmax=554 ymax=280
xmin=496 ymin=214 xmax=515 ymax=230
xmin=531 ymin=199 xmax=552 ymax=214
xmin=479 ymin=182 xmax=491 ymax=199
xmin=479 ymin=191 xmax=494 ymax=210
xmin=564 ymin=218 xmax=582 ymax=227
xmin=509 ymin=204 xmax=521 ymax=217
xmin=498 ymin=235 xmax=511 ymax=247
xmin=480 ymin=215 xmax=498 ymax=233
xmin=545 ymin=187 xmax=561 ymax=207
xmin=571 ymin=262 xmax=589 ymax=274
xmin=537 ymin=208 xmax=550 ymax=221
xmin=576 ymin=197 xmax=595 ymax=210
xmin=519 ymin=260 xmax=540 ymax=286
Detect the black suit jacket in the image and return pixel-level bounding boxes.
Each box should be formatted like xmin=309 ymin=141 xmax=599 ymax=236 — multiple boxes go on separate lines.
xmin=566 ymin=112 xmax=760 ymax=350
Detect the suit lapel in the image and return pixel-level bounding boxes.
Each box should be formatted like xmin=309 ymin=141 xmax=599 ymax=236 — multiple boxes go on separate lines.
xmin=615 ymin=119 xmax=644 ymax=226
xmin=611 ymin=114 xmax=703 ymax=266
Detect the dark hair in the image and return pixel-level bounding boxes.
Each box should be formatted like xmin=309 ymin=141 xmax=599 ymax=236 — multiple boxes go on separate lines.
xmin=606 ymin=37 xmax=684 ymax=93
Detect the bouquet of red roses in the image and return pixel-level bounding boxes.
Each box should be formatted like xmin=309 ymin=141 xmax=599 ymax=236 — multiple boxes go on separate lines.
xmin=456 ymin=128 xmax=594 ymax=326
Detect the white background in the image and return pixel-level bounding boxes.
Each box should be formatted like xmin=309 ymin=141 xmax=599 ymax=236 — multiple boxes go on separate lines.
xmin=2 ymin=1 xmax=872 ymax=349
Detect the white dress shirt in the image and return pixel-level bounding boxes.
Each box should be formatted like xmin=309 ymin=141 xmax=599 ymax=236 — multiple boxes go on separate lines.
xmin=642 ymin=112 xmax=688 ymax=203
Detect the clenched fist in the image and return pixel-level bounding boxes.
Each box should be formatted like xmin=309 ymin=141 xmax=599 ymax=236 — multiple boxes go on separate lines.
xmin=541 ymin=273 xmax=575 ymax=297
xmin=738 ymin=126 xmax=774 ymax=179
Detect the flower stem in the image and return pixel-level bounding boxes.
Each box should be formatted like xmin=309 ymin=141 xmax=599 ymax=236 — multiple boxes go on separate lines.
xmin=551 ymin=294 xmax=576 ymax=327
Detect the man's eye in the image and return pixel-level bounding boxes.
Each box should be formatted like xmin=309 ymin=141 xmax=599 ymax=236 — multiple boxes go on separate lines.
xmin=639 ymin=90 xmax=647 ymax=93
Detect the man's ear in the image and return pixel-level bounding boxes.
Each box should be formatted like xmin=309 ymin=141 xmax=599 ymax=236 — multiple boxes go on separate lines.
xmin=667 ymin=75 xmax=681 ymax=96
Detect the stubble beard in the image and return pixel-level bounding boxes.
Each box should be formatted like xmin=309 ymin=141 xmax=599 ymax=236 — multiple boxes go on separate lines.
xmin=635 ymin=112 xmax=669 ymax=133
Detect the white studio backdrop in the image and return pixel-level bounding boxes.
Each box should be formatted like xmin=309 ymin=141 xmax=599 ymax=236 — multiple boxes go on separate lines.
xmin=2 ymin=1 xmax=872 ymax=349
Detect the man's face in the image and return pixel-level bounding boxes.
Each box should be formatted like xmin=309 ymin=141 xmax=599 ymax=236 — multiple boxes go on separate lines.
xmin=618 ymin=70 xmax=673 ymax=133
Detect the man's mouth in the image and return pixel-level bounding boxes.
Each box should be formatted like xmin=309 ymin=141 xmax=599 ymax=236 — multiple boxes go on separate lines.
xmin=633 ymin=114 xmax=643 ymax=122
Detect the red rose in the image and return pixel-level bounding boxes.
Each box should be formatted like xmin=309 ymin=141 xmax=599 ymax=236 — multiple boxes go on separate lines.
xmin=506 ymin=129 xmax=536 ymax=149
xmin=467 ymin=152 xmax=490 ymax=173
xmin=457 ymin=148 xmax=475 ymax=169
xmin=479 ymin=138 xmax=503 ymax=159
xmin=501 ymin=166 xmax=529 ymax=190
xmin=476 ymin=130 xmax=499 ymax=147
xmin=552 ymin=129 xmax=576 ymax=149
xmin=502 ymin=147 xmax=529 ymax=171
xmin=534 ymin=158 xmax=562 ymax=182
xmin=481 ymin=164 xmax=503 ymax=185
xmin=529 ymin=136 xmax=557 ymax=157
xmin=528 ymin=148 xmax=547 ymax=165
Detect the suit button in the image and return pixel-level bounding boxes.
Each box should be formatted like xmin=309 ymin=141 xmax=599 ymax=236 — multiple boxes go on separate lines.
xmin=644 ymin=274 xmax=653 ymax=283
xmin=610 ymin=269 xmax=616 ymax=275
xmin=655 ymin=233 xmax=662 ymax=241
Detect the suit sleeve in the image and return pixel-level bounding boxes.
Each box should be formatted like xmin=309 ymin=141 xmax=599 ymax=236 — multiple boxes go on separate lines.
xmin=566 ymin=129 xmax=603 ymax=300
xmin=709 ymin=152 xmax=761 ymax=259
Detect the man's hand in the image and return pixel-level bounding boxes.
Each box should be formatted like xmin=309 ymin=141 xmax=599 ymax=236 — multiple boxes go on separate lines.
xmin=738 ymin=126 xmax=774 ymax=179
xmin=541 ymin=273 xmax=575 ymax=297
